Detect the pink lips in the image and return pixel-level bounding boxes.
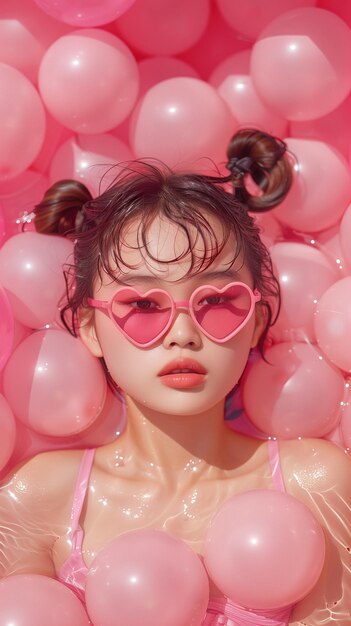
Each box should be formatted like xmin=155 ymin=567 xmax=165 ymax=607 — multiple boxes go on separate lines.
xmin=158 ymin=358 xmax=207 ymax=389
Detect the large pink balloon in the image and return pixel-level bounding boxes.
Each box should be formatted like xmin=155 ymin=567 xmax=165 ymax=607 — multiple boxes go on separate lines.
xmin=242 ymin=342 xmax=345 ymax=438
xmin=0 ymin=0 xmax=71 ymax=84
xmin=130 ymin=77 xmax=235 ymax=170
xmin=2 ymin=329 xmax=107 ymax=436
xmin=0 ymin=232 xmax=74 ymax=329
xmin=273 ymin=139 xmax=351 ymax=232
xmin=314 ymin=277 xmax=351 ymax=372
xmin=251 ymin=8 xmax=351 ymax=120
xmin=86 ymin=529 xmax=209 ymax=626
xmin=269 ymin=242 xmax=339 ymax=343
xmin=0 ymin=284 xmax=14 ymax=370
xmin=49 ymin=133 xmax=133 ymax=196
xmin=39 ymin=29 xmax=139 ymax=133
xmin=0 ymin=574 xmax=91 ymax=626
xmin=0 ymin=394 xmax=16 ymax=472
xmin=0 ymin=63 xmax=46 ymax=180
xmin=216 ymin=0 xmax=317 ymax=41
xmin=33 ymin=0 xmax=136 ymax=27
xmin=114 ymin=0 xmax=211 ymax=56
xmin=204 ymin=490 xmax=325 ymax=609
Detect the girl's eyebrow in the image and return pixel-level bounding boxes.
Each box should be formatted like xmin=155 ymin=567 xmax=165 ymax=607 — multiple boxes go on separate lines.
xmin=118 ymin=268 xmax=242 ymax=285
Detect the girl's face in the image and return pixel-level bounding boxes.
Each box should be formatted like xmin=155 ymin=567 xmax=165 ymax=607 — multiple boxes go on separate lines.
xmin=80 ymin=214 xmax=264 ymax=416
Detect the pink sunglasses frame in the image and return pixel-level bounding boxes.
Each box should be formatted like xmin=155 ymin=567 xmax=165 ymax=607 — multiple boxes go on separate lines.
xmin=87 ymin=281 xmax=261 ymax=347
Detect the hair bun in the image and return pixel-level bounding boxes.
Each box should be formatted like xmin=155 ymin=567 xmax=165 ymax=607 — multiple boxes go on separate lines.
xmin=226 ymin=128 xmax=293 ymax=213
xmin=34 ymin=180 xmax=93 ymax=237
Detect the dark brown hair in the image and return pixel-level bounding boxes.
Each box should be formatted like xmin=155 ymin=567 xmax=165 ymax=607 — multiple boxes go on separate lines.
xmin=34 ymin=128 xmax=292 ymax=356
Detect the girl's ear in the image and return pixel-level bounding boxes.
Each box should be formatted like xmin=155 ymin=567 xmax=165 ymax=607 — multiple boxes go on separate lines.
xmin=78 ymin=313 xmax=104 ymax=358
xmin=250 ymin=304 xmax=266 ymax=349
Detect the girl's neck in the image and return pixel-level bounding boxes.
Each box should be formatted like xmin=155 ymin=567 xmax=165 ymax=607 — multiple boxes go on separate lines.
xmin=116 ymin=395 xmax=234 ymax=472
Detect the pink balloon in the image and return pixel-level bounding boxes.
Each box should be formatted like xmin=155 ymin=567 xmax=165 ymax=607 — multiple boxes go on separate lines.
xmin=204 ymin=489 xmax=325 ymax=609
xmin=289 ymin=92 xmax=351 ymax=159
xmin=86 ymin=529 xmax=209 ymax=626
xmin=0 ymin=394 xmax=16 ymax=471
xmin=0 ymin=63 xmax=46 ymax=180
xmin=114 ymin=0 xmax=211 ymax=56
xmin=216 ymin=71 xmax=288 ymax=137
xmin=340 ymin=204 xmax=351 ymax=270
xmin=269 ymin=242 xmax=339 ymax=343
xmin=0 ymin=285 xmax=14 ymax=370
xmin=2 ymin=329 xmax=107 ymax=436
xmin=138 ymin=57 xmax=199 ymax=96
xmin=340 ymin=381 xmax=351 ymax=450
xmin=130 ymin=77 xmax=236 ymax=170
xmin=179 ymin=3 xmax=250 ymax=80
xmin=32 ymin=110 xmax=72 ymax=175
xmin=314 ymin=224 xmax=351 ymax=277
xmin=251 ymin=8 xmax=351 ymax=121
xmin=39 ymin=30 xmax=139 ymax=133
xmin=0 ymin=232 xmax=74 ymax=329
xmin=33 ymin=0 xmax=136 ymax=27
xmin=0 ymin=574 xmax=91 ymax=626
xmin=49 ymin=133 xmax=133 ymax=196
xmin=314 ymin=277 xmax=351 ymax=372
xmin=242 ymin=342 xmax=345 ymax=438
xmin=216 ymin=0 xmax=317 ymax=41
xmin=0 ymin=170 xmax=49 ymax=239
xmin=274 ymin=139 xmax=351 ymax=232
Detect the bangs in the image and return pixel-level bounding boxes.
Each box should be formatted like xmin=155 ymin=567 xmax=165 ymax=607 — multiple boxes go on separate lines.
xmin=96 ymin=201 xmax=244 ymax=284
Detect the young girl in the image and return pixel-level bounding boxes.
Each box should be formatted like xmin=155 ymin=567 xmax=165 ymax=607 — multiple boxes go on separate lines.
xmin=1 ymin=129 xmax=350 ymax=625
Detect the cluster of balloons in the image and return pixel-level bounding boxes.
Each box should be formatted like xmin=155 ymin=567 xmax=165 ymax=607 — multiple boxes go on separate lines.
xmin=0 ymin=3 xmax=351 ymax=621
xmin=0 ymin=0 xmax=351 ymax=474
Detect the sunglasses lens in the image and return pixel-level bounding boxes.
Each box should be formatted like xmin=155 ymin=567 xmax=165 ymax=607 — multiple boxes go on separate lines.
xmin=111 ymin=289 xmax=172 ymax=345
xmin=193 ymin=284 xmax=253 ymax=340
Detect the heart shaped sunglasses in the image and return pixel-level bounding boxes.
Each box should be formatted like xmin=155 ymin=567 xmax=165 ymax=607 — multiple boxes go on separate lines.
xmin=87 ymin=282 xmax=261 ymax=347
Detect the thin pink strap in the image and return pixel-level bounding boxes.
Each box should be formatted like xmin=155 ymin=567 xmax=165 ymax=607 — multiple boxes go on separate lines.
xmin=267 ymin=440 xmax=286 ymax=493
xmin=70 ymin=448 xmax=95 ymax=535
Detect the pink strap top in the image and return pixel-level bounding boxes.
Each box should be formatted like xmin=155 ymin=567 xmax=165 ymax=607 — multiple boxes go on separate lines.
xmin=57 ymin=441 xmax=292 ymax=625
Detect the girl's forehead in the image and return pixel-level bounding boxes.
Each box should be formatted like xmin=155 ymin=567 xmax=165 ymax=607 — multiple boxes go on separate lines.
xmin=101 ymin=216 xmax=251 ymax=286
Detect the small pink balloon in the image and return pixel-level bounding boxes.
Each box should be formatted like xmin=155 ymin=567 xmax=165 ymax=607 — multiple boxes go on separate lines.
xmin=0 ymin=63 xmax=46 ymax=180
xmin=0 ymin=284 xmax=14 ymax=370
xmin=204 ymin=489 xmax=325 ymax=609
xmin=251 ymin=8 xmax=351 ymax=120
xmin=242 ymin=341 xmax=345 ymax=438
xmin=0 ymin=394 xmax=16 ymax=471
xmin=130 ymin=77 xmax=236 ymax=170
xmin=2 ymin=329 xmax=107 ymax=437
xmin=0 ymin=232 xmax=74 ymax=329
xmin=0 ymin=169 xmax=50 ymax=236
xmin=340 ymin=204 xmax=351 ymax=270
xmin=0 ymin=574 xmax=91 ymax=626
xmin=39 ymin=30 xmax=139 ymax=133
xmin=86 ymin=529 xmax=209 ymax=626
xmin=209 ymin=50 xmax=252 ymax=86
xmin=216 ymin=0 xmax=317 ymax=41
xmin=115 ymin=0 xmax=211 ymax=56
xmin=340 ymin=380 xmax=351 ymax=450
xmin=216 ymin=73 xmax=288 ymax=137
xmin=274 ymin=139 xmax=351 ymax=232
xmin=49 ymin=133 xmax=133 ymax=196
xmin=269 ymin=242 xmax=339 ymax=343
xmin=314 ymin=277 xmax=351 ymax=372
xmin=33 ymin=0 xmax=136 ymax=27
xmin=179 ymin=3 xmax=250 ymax=80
